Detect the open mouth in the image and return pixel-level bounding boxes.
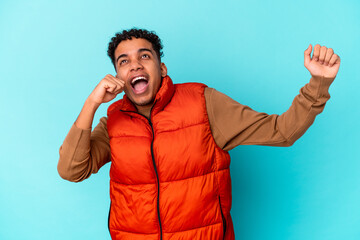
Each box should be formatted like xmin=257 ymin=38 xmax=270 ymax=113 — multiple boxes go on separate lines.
xmin=131 ymin=75 xmax=149 ymax=94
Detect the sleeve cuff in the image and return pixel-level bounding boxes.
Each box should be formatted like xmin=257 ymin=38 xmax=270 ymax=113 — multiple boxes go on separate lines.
xmin=307 ymin=75 xmax=335 ymax=99
xmin=64 ymin=123 xmax=91 ymax=150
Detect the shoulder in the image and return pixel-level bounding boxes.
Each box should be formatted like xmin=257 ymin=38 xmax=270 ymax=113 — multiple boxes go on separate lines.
xmin=173 ymin=82 xmax=208 ymax=97
xmin=107 ymin=99 xmax=124 ymax=116
xmin=175 ymin=82 xmax=207 ymax=90
xmin=204 ymin=87 xmax=238 ymax=105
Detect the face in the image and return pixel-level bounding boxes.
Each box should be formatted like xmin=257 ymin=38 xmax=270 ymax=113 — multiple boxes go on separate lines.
xmin=114 ymin=38 xmax=167 ymax=109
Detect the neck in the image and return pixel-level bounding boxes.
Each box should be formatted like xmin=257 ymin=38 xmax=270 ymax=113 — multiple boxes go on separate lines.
xmin=136 ymin=105 xmax=152 ymax=119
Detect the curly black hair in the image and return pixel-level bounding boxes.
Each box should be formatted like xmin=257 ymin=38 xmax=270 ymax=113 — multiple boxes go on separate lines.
xmin=107 ymin=28 xmax=164 ymax=69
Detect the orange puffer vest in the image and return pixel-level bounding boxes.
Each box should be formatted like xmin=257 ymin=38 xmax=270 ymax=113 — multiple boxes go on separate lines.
xmin=107 ymin=75 xmax=235 ymax=240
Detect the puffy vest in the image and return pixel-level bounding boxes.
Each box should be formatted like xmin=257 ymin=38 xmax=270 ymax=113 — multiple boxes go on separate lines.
xmin=107 ymin=75 xmax=235 ymax=240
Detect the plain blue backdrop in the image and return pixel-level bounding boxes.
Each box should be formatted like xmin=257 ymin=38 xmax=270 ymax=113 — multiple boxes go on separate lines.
xmin=0 ymin=0 xmax=359 ymax=239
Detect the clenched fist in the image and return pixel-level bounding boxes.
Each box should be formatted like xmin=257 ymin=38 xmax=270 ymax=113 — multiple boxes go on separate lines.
xmin=304 ymin=44 xmax=341 ymax=79
xmin=88 ymin=74 xmax=125 ymax=105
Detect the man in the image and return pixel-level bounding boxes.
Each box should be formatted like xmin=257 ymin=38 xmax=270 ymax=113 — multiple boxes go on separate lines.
xmin=58 ymin=28 xmax=340 ymax=240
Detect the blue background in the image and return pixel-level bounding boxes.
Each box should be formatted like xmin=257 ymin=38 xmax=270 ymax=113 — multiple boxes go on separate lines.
xmin=0 ymin=0 xmax=359 ymax=239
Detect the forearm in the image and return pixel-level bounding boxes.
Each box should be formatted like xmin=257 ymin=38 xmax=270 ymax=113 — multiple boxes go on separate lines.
xmin=58 ymin=99 xmax=99 ymax=181
xmin=275 ymin=75 xmax=334 ymax=146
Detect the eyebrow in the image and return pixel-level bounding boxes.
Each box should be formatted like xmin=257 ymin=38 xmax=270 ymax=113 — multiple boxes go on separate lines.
xmin=116 ymin=48 xmax=153 ymax=64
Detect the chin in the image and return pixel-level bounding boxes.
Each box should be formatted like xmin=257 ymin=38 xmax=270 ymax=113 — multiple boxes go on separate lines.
xmin=131 ymin=96 xmax=154 ymax=107
xmin=136 ymin=99 xmax=153 ymax=107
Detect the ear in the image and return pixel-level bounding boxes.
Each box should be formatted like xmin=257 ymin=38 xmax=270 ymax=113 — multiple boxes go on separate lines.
xmin=160 ymin=62 xmax=167 ymax=77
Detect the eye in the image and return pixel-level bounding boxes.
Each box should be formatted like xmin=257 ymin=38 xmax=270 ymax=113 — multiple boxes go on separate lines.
xmin=119 ymin=59 xmax=128 ymax=65
xmin=141 ymin=54 xmax=150 ymax=59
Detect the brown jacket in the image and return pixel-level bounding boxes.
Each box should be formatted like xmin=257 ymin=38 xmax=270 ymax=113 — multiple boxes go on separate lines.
xmin=58 ymin=76 xmax=334 ymax=182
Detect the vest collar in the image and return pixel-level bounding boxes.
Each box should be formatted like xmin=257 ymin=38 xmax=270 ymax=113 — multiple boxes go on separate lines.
xmin=120 ymin=75 xmax=175 ymax=116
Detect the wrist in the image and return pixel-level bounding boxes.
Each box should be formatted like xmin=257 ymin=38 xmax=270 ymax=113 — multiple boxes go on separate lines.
xmin=84 ymin=98 xmax=101 ymax=110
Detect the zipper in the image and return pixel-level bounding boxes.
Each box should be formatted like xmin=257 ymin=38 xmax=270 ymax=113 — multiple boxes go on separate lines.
xmin=148 ymin=119 xmax=163 ymax=240
xmin=108 ymin=201 xmax=112 ymax=233
xmin=218 ymin=196 xmax=226 ymax=239
xmin=119 ymin=107 xmax=163 ymax=240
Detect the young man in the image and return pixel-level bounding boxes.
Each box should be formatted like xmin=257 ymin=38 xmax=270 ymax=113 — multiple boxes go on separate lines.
xmin=58 ymin=28 xmax=340 ymax=240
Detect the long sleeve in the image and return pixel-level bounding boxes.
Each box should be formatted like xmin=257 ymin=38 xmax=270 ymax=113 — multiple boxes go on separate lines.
xmin=58 ymin=117 xmax=111 ymax=182
xmin=205 ymin=75 xmax=334 ymax=151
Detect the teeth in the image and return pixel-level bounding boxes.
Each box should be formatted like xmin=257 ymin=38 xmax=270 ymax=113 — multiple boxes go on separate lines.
xmin=131 ymin=76 xmax=147 ymax=84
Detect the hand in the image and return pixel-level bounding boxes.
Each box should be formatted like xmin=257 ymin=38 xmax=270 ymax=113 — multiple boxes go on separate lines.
xmin=88 ymin=74 xmax=125 ymax=105
xmin=304 ymin=44 xmax=340 ymax=78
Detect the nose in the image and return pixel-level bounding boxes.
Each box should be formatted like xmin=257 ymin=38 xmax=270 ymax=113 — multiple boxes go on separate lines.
xmin=130 ymin=59 xmax=143 ymax=71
